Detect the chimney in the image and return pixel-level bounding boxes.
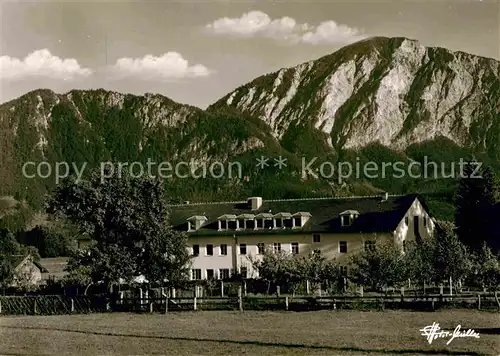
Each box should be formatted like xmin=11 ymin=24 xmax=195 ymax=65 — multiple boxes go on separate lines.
xmin=248 ymin=197 xmax=263 ymax=210
xmin=381 ymin=192 xmax=389 ymax=202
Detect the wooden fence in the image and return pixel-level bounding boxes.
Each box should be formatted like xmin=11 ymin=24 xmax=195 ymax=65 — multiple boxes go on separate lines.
xmin=0 ymin=295 xmax=108 ymax=315
xmin=1 ymin=292 xmax=498 ymax=316
xmin=116 ymin=292 xmax=500 ymax=313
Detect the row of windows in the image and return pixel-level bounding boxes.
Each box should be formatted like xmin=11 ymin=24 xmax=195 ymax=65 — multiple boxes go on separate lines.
xmin=218 ymin=217 xmax=304 ymax=231
xmin=191 ymin=266 xmax=348 ymax=280
xmin=192 ymin=242 xmax=298 ymax=256
xmin=191 ymin=239 xmax=357 ymax=256
xmin=191 ymin=268 xmax=247 ymax=280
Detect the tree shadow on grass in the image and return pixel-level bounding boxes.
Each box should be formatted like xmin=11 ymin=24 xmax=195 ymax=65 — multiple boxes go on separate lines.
xmin=474 ymin=328 xmax=500 ymax=335
xmin=0 ymin=325 xmax=487 ymax=356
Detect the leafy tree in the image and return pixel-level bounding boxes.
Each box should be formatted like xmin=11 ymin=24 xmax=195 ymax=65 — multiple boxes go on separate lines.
xmin=455 ymin=164 xmax=496 ymax=251
xmin=140 ymin=226 xmax=191 ymax=288
xmin=295 ymin=253 xmax=341 ymax=294
xmin=349 ymin=238 xmax=408 ymax=293
xmin=406 ymin=222 xmax=473 ymax=294
xmin=0 ymin=227 xmax=41 ymax=260
xmin=472 ymin=243 xmax=500 ymax=292
xmin=405 ymin=239 xmax=435 ymax=294
xmin=0 ymin=254 xmax=14 ymax=292
xmin=0 ymin=228 xmax=22 ymax=255
xmin=248 ymin=248 xmax=298 ymax=294
xmin=48 ymin=169 xmax=191 ymax=294
xmin=21 ymin=225 xmax=75 ymax=257
xmin=433 ymin=222 xmax=473 ymax=290
xmin=249 ymin=248 xmax=341 ymax=295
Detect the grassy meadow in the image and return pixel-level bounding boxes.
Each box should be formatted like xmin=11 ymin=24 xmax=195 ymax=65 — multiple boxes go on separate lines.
xmin=0 ymin=310 xmax=498 ymax=355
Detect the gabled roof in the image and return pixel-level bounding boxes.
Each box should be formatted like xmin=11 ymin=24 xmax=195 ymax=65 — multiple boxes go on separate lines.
xmin=217 ymin=214 xmax=237 ymax=220
xmin=293 ymin=212 xmax=312 ymax=217
xmin=186 ymin=215 xmax=208 ymax=221
xmin=237 ymin=213 xmax=256 ymax=219
xmin=255 ymin=213 xmax=273 ymax=218
xmin=169 ymin=194 xmax=423 ymax=236
xmin=340 ymin=210 xmax=360 ymax=216
xmin=11 ymin=255 xmax=49 ymax=273
xmin=273 ymin=212 xmax=292 ymax=218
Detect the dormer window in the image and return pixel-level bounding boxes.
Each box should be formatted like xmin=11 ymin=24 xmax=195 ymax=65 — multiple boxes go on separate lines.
xmin=292 ymin=212 xmax=312 ymax=228
xmin=186 ymin=216 xmax=208 ymax=231
xmin=255 ymin=213 xmax=273 ymax=229
xmin=273 ymin=213 xmax=291 ymax=229
xmin=340 ymin=210 xmax=359 ymax=227
xmin=236 ymin=214 xmax=255 ymax=230
xmin=217 ymin=214 xmax=237 ymax=230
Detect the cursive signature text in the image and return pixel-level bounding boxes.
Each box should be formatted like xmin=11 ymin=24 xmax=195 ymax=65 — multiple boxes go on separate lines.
xmin=420 ymin=322 xmax=480 ymax=345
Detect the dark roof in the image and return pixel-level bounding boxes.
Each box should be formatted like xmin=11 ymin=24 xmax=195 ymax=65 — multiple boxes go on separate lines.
xmin=169 ymin=194 xmax=423 ymax=236
xmin=39 ymin=258 xmax=69 ymax=279
xmin=11 ymin=255 xmax=49 ymax=273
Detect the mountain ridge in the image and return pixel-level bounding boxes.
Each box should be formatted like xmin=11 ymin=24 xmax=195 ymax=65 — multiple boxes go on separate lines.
xmin=208 ymin=36 xmax=499 ymax=158
xmin=1 ymin=36 xmax=499 ymax=229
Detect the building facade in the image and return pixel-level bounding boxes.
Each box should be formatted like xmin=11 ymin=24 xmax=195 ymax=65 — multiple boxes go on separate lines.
xmin=10 ymin=255 xmax=48 ymax=288
xmin=170 ymin=194 xmax=436 ymax=280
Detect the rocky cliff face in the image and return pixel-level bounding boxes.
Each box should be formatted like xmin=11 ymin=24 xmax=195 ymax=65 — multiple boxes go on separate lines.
xmin=209 ymin=37 xmax=500 ymax=158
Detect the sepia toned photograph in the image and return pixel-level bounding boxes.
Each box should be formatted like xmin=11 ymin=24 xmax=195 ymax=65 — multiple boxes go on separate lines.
xmin=0 ymin=0 xmax=499 ymax=355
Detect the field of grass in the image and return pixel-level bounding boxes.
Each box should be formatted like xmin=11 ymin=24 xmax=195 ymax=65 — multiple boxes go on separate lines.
xmin=0 ymin=310 xmax=498 ymax=355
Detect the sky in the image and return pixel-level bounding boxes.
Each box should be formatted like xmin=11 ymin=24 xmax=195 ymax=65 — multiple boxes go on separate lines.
xmin=0 ymin=0 xmax=498 ymax=108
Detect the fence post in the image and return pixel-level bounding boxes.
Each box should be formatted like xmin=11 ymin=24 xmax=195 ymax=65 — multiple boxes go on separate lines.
xmin=440 ymin=286 xmax=444 ymax=302
xmin=164 ymin=297 xmax=168 ymax=314
xmin=306 ymin=280 xmax=310 ymax=295
xmin=221 ymin=281 xmax=224 ymax=297
xmin=285 ymin=296 xmax=289 ymax=311
xmin=34 ymin=299 xmax=37 ymax=315
xmin=193 ymin=296 xmax=197 ymax=311
xmin=172 ymin=288 xmax=176 ymax=298
xmin=477 ymin=294 xmax=481 ymax=310
xmin=238 ymin=286 xmax=243 ymax=311
xmin=71 ymin=298 xmax=75 ymax=313
xmin=0 ymin=300 xmax=2 ymax=314
xmin=276 ymin=285 xmax=280 ymax=297
xmin=333 ymin=298 xmax=337 ymax=310
xmin=359 ymin=286 xmax=363 ymax=297
xmin=431 ymin=298 xmax=435 ymax=311
xmin=243 ymin=280 xmax=247 ymax=297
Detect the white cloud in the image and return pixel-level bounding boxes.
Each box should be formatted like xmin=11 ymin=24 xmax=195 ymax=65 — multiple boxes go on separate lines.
xmin=300 ymin=21 xmax=366 ymax=45
xmin=205 ymin=11 xmax=365 ymax=45
xmin=110 ymin=52 xmax=212 ymax=81
xmin=0 ymin=49 xmax=92 ymax=81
